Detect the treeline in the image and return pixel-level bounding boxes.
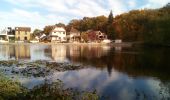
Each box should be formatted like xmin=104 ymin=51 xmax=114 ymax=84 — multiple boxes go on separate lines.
xmin=39 ymin=11 xmax=115 ymax=39
xmin=114 ymin=3 xmax=170 ymax=45
xmin=66 ymin=11 xmax=115 ymax=39
xmin=34 ymin=3 xmax=170 ymax=45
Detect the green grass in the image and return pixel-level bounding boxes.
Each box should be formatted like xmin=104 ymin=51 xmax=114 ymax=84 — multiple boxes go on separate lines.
xmin=0 ymin=73 xmax=26 ymax=100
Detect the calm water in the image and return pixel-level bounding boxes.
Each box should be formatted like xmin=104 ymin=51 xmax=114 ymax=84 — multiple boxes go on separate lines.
xmin=0 ymin=44 xmax=170 ymax=100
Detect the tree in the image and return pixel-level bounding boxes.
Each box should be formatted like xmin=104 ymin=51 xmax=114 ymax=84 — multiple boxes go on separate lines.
xmin=108 ymin=10 xmax=114 ymax=24
xmin=106 ymin=10 xmax=115 ymax=39
xmin=81 ymin=32 xmax=88 ymax=42
xmin=66 ymin=19 xmax=81 ymax=32
xmin=107 ymin=24 xmax=115 ymax=39
xmin=32 ymin=29 xmax=42 ymax=36
xmin=55 ymin=23 xmax=65 ymax=27
xmin=43 ymin=25 xmax=55 ymax=35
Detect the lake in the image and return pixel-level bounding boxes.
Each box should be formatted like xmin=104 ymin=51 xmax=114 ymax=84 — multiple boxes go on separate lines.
xmin=0 ymin=44 xmax=170 ymax=100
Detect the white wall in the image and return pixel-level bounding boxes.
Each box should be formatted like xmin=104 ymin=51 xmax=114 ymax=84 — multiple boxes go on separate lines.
xmin=51 ymin=27 xmax=66 ymax=42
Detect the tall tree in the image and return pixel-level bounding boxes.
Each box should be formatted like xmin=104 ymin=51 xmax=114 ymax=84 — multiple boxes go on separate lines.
xmin=107 ymin=10 xmax=115 ymax=39
xmin=108 ymin=10 xmax=114 ymax=24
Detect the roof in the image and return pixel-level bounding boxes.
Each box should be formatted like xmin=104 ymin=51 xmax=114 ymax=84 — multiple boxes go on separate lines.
xmin=51 ymin=27 xmax=66 ymax=32
xmin=15 ymin=27 xmax=31 ymax=32
xmin=0 ymin=28 xmax=8 ymax=35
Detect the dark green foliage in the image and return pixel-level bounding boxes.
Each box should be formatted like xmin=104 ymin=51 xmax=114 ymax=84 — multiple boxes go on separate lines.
xmin=108 ymin=10 xmax=113 ymax=24
xmin=55 ymin=23 xmax=66 ymax=27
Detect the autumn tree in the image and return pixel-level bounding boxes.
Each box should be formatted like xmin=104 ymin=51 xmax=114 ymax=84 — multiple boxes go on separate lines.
xmin=43 ymin=25 xmax=55 ymax=35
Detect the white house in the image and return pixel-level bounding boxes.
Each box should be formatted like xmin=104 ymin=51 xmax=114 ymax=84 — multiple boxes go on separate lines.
xmin=49 ymin=27 xmax=67 ymax=42
xmin=0 ymin=28 xmax=9 ymax=43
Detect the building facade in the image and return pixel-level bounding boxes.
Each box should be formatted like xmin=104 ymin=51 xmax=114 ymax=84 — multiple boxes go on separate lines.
xmin=0 ymin=28 xmax=9 ymax=43
xmin=7 ymin=27 xmax=15 ymax=42
xmin=49 ymin=27 xmax=67 ymax=42
xmin=86 ymin=30 xmax=108 ymax=42
xmin=68 ymin=27 xmax=81 ymax=43
xmin=15 ymin=27 xmax=31 ymax=42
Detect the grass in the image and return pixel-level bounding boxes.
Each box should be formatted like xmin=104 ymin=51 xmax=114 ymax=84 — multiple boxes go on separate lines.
xmin=0 ymin=73 xmax=26 ymax=100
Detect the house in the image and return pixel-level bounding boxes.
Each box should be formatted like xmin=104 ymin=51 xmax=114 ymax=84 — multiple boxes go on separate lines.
xmin=67 ymin=27 xmax=81 ymax=43
xmin=48 ymin=27 xmax=67 ymax=42
xmin=0 ymin=28 xmax=9 ymax=43
xmin=86 ymin=30 xmax=108 ymax=43
xmin=7 ymin=27 xmax=15 ymax=42
xmin=15 ymin=27 xmax=31 ymax=42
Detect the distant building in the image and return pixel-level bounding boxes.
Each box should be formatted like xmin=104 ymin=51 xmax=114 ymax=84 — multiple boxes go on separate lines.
xmin=7 ymin=27 xmax=15 ymax=42
xmin=48 ymin=27 xmax=67 ymax=42
xmin=15 ymin=27 xmax=31 ymax=42
xmin=86 ymin=30 xmax=107 ymax=42
xmin=67 ymin=27 xmax=81 ymax=43
xmin=0 ymin=28 xmax=9 ymax=43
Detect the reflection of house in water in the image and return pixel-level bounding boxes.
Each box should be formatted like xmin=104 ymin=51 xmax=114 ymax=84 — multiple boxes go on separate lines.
xmin=0 ymin=45 xmax=10 ymax=60
xmin=0 ymin=45 xmax=16 ymax=60
xmin=81 ymin=46 xmax=111 ymax=59
xmin=115 ymin=46 xmax=122 ymax=51
xmin=15 ymin=45 xmax=30 ymax=60
xmin=51 ymin=45 xmax=67 ymax=62
xmin=30 ymin=45 xmax=52 ymax=60
xmin=67 ymin=45 xmax=111 ymax=64
xmin=9 ymin=45 xmax=15 ymax=59
xmin=69 ymin=45 xmax=81 ymax=58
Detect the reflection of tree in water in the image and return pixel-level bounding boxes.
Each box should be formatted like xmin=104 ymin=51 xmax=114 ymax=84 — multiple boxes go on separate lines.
xmin=159 ymin=82 xmax=170 ymax=99
xmin=67 ymin=46 xmax=170 ymax=81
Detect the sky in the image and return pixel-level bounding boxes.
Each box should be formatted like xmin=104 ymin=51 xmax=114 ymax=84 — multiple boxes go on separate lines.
xmin=0 ymin=0 xmax=170 ymax=30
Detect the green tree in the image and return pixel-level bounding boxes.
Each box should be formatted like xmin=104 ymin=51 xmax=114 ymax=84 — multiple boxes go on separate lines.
xmin=32 ymin=29 xmax=42 ymax=37
xmin=106 ymin=10 xmax=115 ymax=39
xmin=108 ymin=10 xmax=114 ymax=24
xmin=43 ymin=25 xmax=55 ymax=35
xmin=55 ymin=23 xmax=65 ymax=27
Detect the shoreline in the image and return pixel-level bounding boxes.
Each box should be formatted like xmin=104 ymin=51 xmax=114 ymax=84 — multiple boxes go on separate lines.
xmin=0 ymin=42 xmax=133 ymax=47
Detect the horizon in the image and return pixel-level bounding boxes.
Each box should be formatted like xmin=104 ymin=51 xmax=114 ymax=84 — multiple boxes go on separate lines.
xmin=0 ymin=0 xmax=170 ymax=31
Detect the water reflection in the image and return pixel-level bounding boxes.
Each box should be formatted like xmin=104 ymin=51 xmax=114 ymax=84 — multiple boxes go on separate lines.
xmin=0 ymin=44 xmax=111 ymax=62
xmin=51 ymin=68 xmax=169 ymax=100
xmin=0 ymin=44 xmax=170 ymax=99
xmin=51 ymin=45 xmax=67 ymax=62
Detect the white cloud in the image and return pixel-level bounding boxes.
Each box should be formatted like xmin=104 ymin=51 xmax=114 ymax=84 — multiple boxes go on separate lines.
xmin=0 ymin=8 xmax=67 ymax=31
xmin=128 ymin=0 xmax=137 ymax=8
xmin=1 ymin=0 xmax=170 ymax=30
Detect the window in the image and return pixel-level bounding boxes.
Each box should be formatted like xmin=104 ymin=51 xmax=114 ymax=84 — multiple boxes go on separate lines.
xmin=25 ymin=31 xmax=27 ymax=35
xmin=24 ymin=37 xmax=27 ymax=40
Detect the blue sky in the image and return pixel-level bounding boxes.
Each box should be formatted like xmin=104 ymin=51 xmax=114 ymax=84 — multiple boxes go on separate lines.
xmin=0 ymin=0 xmax=170 ymax=30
